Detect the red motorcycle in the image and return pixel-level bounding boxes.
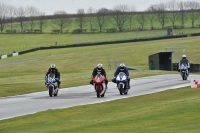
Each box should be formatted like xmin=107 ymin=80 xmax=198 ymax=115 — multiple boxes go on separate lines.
xmin=93 ymin=73 xmax=106 ymax=98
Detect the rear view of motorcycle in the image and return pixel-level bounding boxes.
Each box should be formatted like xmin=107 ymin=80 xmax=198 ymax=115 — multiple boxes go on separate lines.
xmin=180 ymin=63 xmax=189 ymax=80
xmin=93 ymin=74 xmax=106 ymax=98
xmin=46 ymin=73 xmax=59 ymax=97
xmin=116 ymin=72 xmax=129 ymax=95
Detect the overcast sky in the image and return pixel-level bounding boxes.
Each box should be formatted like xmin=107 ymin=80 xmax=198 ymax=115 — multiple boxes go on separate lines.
xmin=0 ymin=0 xmax=189 ymax=15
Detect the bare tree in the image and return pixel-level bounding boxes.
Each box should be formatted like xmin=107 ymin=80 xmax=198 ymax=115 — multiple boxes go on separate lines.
xmin=112 ymin=4 xmax=129 ymax=32
xmin=178 ymin=1 xmax=188 ymax=28
xmin=0 ymin=3 xmax=8 ymax=33
xmin=38 ymin=12 xmax=46 ymax=33
xmin=87 ymin=7 xmax=96 ymax=32
xmin=136 ymin=12 xmax=147 ymax=30
xmin=128 ymin=5 xmax=136 ymax=31
xmin=186 ymin=1 xmax=200 ymax=28
xmin=95 ymin=8 xmax=109 ymax=32
xmin=8 ymin=5 xmax=16 ymax=32
xmin=147 ymin=5 xmax=157 ymax=30
xmin=27 ymin=6 xmax=39 ymax=32
xmin=155 ymin=3 xmax=168 ymax=29
xmin=75 ymin=8 xmax=87 ymax=30
xmin=53 ymin=11 xmax=72 ymax=33
xmin=167 ymin=0 xmax=179 ymax=28
xmin=98 ymin=7 xmax=113 ymax=13
xmin=15 ymin=6 xmax=27 ymax=32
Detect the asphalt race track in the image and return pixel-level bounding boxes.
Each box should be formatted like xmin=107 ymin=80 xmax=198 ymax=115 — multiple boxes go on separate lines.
xmin=0 ymin=74 xmax=199 ymax=120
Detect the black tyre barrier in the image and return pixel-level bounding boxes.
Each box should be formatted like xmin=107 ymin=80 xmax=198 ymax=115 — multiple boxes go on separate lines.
xmin=18 ymin=35 xmax=188 ymax=55
xmin=173 ymin=63 xmax=200 ymax=72
xmin=191 ymin=33 xmax=200 ymax=36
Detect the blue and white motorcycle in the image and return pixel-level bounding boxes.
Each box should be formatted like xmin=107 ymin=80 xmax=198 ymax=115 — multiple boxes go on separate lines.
xmin=116 ymin=72 xmax=129 ymax=95
xmin=46 ymin=73 xmax=59 ymax=97
xmin=179 ymin=63 xmax=189 ymax=80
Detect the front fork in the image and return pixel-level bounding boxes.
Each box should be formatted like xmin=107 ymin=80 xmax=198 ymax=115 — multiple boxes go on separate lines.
xmin=94 ymin=83 xmax=105 ymax=91
xmin=180 ymin=70 xmax=188 ymax=77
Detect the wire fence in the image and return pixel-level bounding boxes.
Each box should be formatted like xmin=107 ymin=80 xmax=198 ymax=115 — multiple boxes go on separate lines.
xmin=107 ymin=59 xmax=123 ymax=70
xmin=165 ymin=44 xmax=186 ymax=63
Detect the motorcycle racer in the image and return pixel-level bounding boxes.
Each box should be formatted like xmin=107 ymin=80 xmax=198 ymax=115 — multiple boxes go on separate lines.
xmin=112 ymin=63 xmax=130 ymax=89
xmin=178 ymin=55 xmax=190 ymax=75
xmin=45 ymin=64 xmax=61 ymax=88
xmin=90 ymin=63 xmax=108 ymax=89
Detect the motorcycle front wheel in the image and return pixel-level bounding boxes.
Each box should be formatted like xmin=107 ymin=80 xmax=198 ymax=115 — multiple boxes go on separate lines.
xmin=54 ymin=90 xmax=58 ymax=96
xmin=48 ymin=86 xmax=53 ymax=97
xmin=182 ymin=72 xmax=186 ymax=80
xmin=96 ymin=85 xmax=100 ymax=98
xmin=119 ymin=84 xmax=123 ymax=95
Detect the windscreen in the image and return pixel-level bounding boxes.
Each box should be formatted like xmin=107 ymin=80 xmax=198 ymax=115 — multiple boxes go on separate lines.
xmin=48 ymin=73 xmax=55 ymax=78
xmin=118 ymin=72 xmax=126 ymax=77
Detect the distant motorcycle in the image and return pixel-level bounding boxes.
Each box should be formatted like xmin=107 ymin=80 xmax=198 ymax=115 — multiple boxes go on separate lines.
xmin=180 ymin=63 xmax=189 ymax=80
xmin=93 ymin=73 xmax=106 ymax=98
xmin=116 ymin=72 xmax=129 ymax=95
xmin=46 ymin=73 xmax=59 ymax=97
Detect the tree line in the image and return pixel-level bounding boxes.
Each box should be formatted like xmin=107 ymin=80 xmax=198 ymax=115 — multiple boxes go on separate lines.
xmin=0 ymin=0 xmax=200 ymax=34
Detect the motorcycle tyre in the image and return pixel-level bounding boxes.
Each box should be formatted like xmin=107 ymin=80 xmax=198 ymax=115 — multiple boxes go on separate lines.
xmin=119 ymin=84 xmax=123 ymax=95
xmin=49 ymin=86 xmax=53 ymax=97
xmin=54 ymin=90 xmax=58 ymax=96
xmin=182 ymin=72 xmax=185 ymax=80
xmin=96 ymin=85 xmax=100 ymax=98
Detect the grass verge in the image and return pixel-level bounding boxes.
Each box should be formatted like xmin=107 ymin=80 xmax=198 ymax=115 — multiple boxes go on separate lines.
xmin=0 ymin=86 xmax=200 ymax=133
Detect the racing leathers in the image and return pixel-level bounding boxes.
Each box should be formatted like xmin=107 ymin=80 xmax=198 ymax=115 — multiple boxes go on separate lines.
xmin=90 ymin=67 xmax=108 ymax=88
xmin=45 ymin=68 xmax=61 ymax=88
xmin=178 ymin=58 xmax=190 ymax=75
xmin=112 ymin=66 xmax=130 ymax=89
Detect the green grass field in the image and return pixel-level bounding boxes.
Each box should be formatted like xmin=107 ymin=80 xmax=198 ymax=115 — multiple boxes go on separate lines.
xmin=0 ymin=86 xmax=200 ymax=133
xmin=0 ymin=36 xmax=200 ymax=97
xmin=1 ymin=13 xmax=200 ymax=55
xmin=0 ymin=33 xmax=200 ymax=132
xmin=0 ymin=27 xmax=200 ymax=55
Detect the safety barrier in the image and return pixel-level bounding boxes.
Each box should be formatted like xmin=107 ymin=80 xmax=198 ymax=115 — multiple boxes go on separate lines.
xmin=0 ymin=52 xmax=18 ymax=59
xmin=0 ymin=34 xmax=188 ymax=60
xmin=173 ymin=63 xmax=200 ymax=72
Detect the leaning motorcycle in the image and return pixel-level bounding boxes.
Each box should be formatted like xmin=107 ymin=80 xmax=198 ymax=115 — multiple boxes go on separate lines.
xmin=116 ymin=72 xmax=129 ymax=95
xmin=93 ymin=74 xmax=106 ymax=98
xmin=46 ymin=73 xmax=59 ymax=97
xmin=180 ymin=63 xmax=188 ymax=80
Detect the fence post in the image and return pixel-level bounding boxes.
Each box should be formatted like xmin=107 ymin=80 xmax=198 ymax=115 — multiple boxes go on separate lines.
xmin=107 ymin=59 xmax=111 ymax=70
xmin=114 ymin=60 xmax=116 ymax=70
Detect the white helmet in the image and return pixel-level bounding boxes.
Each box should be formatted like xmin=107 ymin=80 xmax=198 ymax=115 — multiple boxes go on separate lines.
xmin=182 ymin=55 xmax=186 ymax=58
xmin=182 ymin=55 xmax=186 ymax=60
xmin=97 ymin=63 xmax=103 ymax=70
xmin=119 ymin=63 xmax=125 ymax=70
xmin=50 ymin=64 xmax=56 ymax=69
xmin=120 ymin=63 xmax=125 ymax=67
